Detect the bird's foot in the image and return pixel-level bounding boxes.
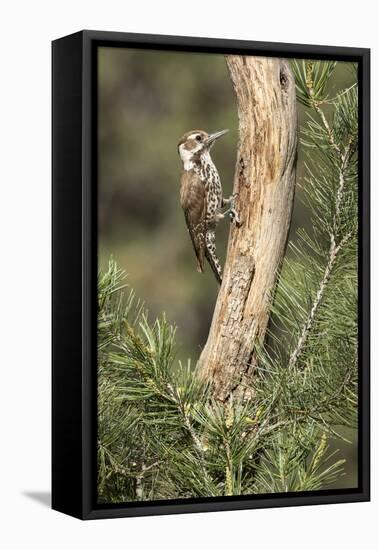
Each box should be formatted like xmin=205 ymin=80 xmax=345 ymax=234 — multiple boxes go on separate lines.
xmin=229 ymin=207 xmax=242 ymax=227
xmin=222 ymin=193 xmax=239 ymax=207
xmin=222 ymin=194 xmax=242 ymax=227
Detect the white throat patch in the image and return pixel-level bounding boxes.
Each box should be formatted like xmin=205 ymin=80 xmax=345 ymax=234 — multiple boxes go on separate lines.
xmin=179 ymin=144 xmax=196 ymax=171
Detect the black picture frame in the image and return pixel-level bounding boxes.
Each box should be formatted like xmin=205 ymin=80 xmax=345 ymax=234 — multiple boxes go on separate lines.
xmin=52 ymin=30 xmax=370 ymax=520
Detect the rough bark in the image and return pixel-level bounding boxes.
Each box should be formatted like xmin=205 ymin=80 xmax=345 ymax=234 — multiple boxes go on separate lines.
xmin=197 ymin=56 xmax=298 ymax=402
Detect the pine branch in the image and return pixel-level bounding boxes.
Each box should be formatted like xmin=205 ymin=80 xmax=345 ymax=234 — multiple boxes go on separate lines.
xmin=288 ymin=229 xmax=353 ymax=371
xmin=287 ymin=74 xmax=358 ymax=372
xmin=165 ymin=381 xmax=215 ymax=488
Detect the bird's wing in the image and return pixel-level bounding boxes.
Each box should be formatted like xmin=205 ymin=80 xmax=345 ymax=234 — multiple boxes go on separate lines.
xmin=180 ymin=170 xmax=206 ymax=273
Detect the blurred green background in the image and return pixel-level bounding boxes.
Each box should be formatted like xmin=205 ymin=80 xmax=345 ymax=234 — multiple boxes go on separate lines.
xmin=98 ymin=47 xmax=357 ymax=489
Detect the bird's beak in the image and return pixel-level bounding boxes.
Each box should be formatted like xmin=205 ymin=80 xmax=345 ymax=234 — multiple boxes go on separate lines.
xmin=206 ymin=129 xmax=229 ymax=146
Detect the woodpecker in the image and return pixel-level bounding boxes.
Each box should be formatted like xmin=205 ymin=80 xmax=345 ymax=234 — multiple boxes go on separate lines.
xmin=177 ymin=129 xmax=240 ymax=285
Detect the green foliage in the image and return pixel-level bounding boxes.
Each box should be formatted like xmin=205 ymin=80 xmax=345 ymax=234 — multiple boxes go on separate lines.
xmin=255 ymin=429 xmax=346 ymax=493
xmin=98 ymin=261 xmax=280 ymax=501
xmin=292 ymin=60 xmax=337 ymax=107
xmin=98 ymin=61 xmax=358 ymax=503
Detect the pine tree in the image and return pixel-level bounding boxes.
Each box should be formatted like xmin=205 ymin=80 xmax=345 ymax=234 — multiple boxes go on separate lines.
xmin=97 ymin=60 xmax=358 ymax=502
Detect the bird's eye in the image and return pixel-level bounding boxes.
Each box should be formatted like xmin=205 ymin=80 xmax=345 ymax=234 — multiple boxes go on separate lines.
xmin=196 ymin=135 xmax=202 ymax=142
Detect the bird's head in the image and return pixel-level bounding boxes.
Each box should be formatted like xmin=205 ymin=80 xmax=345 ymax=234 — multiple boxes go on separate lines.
xmin=177 ymin=129 xmax=228 ymax=170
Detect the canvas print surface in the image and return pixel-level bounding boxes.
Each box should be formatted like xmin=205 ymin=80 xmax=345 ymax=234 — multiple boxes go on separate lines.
xmin=97 ymin=47 xmax=358 ymax=504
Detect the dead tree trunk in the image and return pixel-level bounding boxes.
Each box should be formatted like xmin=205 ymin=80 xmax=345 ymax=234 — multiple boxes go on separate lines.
xmin=197 ymin=56 xmax=298 ymax=402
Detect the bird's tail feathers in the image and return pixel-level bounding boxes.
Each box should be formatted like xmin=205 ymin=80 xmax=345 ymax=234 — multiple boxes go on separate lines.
xmin=205 ymin=249 xmax=222 ymax=285
xmin=205 ymin=232 xmax=222 ymax=285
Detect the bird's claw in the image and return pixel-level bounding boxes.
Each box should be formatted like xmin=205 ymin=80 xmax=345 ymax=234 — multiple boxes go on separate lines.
xmin=219 ymin=193 xmax=242 ymax=227
xmin=224 ymin=192 xmax=239 ymax=205
xmin=229 ymin=208 xmax=242 ymax=227
xmin=228 ymin=194 xmax=242 ymax=227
